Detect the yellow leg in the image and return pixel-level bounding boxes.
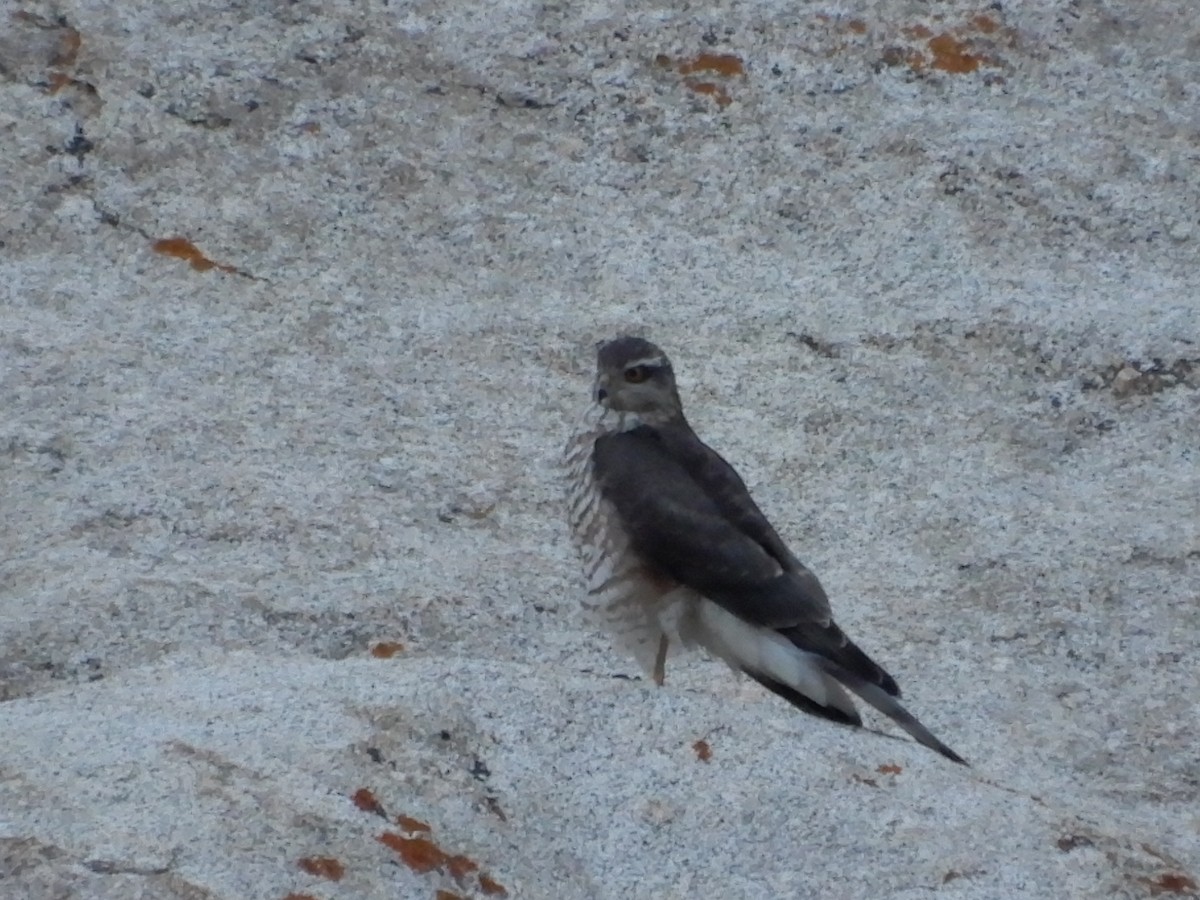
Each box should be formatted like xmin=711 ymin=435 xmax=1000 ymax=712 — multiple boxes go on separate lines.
xmin=653 ymin=635 xmax=669 ymax=686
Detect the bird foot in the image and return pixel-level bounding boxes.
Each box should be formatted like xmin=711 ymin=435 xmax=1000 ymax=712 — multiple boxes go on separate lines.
xmin=653 ymin=635 xmax=669 ymax=686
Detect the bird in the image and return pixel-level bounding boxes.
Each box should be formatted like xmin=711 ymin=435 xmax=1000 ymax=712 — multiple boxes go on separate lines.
xmin=564 ymin=335 xmax=966 ymax=764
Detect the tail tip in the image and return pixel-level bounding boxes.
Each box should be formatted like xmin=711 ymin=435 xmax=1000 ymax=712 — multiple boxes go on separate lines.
xmin=939 ymin=744 xmax=969 ymax=766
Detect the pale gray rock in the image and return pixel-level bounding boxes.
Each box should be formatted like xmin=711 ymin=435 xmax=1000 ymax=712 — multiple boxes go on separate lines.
xmin=2 ymin=1 xmax=1198 ymax=898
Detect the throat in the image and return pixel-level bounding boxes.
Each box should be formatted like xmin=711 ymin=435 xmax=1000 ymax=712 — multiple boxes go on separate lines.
xmin=594 ymin=406 xmax=675 ymax=434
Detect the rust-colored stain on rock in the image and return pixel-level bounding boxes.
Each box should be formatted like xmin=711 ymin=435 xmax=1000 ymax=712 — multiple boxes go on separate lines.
xmin=657 ymin=51 xmax=745 ymax=108
xmin=152 ymin=237 xmax=240 ymax=274
xmin=297 ymin=856 xmax=345 ymax=881
xmin=877 ymin=763 xmax=903 ymax=775
xmin=370 ymin=641 xmax=405 ymax=658
xmin=684 ymin=81 xmax=732 ymax=108
xmin=971 ymin=14 xmax=1000 ymax=34
xmin=378 ymin=833 xmax=449 ymax=875
xmin=927 ymin=33 xmax=982 ymax=73
xmin=435 ymin=892 xmax=465 ymax=900
xmin=445 ymin=853 xmax=479 ymax=881
xmin=352 ymin=787 xmax=386 ymax=816
xmin=846 ymin=19 xmax=868 ymax=35
xmin=396 ymin=813 xmax=432 ymax=833
xmin=377 ymin=831 xmax=478 ymax=883
xmin=13 ymin=11 xmax=91 ymax=89
xmin=678 ymin=52 xmax=745 ymax=77
xmin=886 ymin=13 xmax=1015 ymax=75
xmin=878 ymin=12 xmax=1017 ymax=76
xmin=377 ymin=828 xmax=502 ymax=894
xmin=47 ymin=72 xmax=76 ymax=94
xmin=53 ymin=26 xmax=82 ymax=66
xmin=692 ymin=739 xmax=712 ymax=762
xmin=479 ymin=873 xmax=509 ymax=896
xmin=1146 ymin=873 xmax=1198 ymax=896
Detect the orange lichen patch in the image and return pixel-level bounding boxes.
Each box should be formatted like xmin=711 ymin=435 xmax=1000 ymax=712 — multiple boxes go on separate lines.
xmin=1146 ymin=873 xmax=1198 ymax=896
xmin=297 ymin=856 xmax=345 ymax=881
xmin=684 ymin=81 xmax=732 ymax=108
xmin=692 ymin=739 xmax=712 ymax=762
xmin=435 ymin=892 xmax=466 ymax=900
xmin=370 ymin=641 xmax=405 ymax=658
xmin=877 ymin=763 xmax=902 ymax=775
xmin=396 ymin=814 xmax=432 ymax=833
xmin=890 ymin=13 xmax=1015 ymax=75
xmin=378 ymin=833 xmax=449 ymax=875
xmin=12 ymin=12 xmax=87 ymax=83
xmin=479 ymin=873 xmax=509 ymax=896
xmin=971 ymin=14 xmax=999 ymax=34
xmin=377 ymin=829 xmax=491 ymax=891
xmin=678 ymin=52 xmax=744 ymax=77
xmin=47 ymin=72 xmax=75 ymax=94
xmin=53 ymin=26 xmax=82 ymax=66
xmin=846 ymin=19 xmax=868 ymax=35
xmin=656 ymin=51 xmax=744 ymax=108
xmin=352 ymin=787 xmax=386 ymax=816
xmin=152 ymin=237 xmax=240 ymax=274
xmin=45 ymin=72 xmax=97 ymax=96
xmin=927 ymin=32 xmax=982 ymax=73
xmin=446 ymin=854 xmax=479 ymax=882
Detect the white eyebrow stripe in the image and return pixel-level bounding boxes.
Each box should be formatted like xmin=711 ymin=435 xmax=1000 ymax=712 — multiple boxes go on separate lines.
xmin=623 ymin=356 xmax=666 ymax=369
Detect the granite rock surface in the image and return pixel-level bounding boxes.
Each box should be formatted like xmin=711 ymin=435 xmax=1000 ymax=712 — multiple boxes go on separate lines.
xmin=2 ymin=1 xmax=1198 ymax=898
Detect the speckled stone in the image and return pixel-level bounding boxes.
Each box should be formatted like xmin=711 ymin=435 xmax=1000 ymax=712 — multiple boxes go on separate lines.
xmin=2 ymin=1 xmax=1198 ymax=897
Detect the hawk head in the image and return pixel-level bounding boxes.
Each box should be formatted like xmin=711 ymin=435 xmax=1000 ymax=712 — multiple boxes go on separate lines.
xmin=594 ymin=336 xmax=682 ymax=420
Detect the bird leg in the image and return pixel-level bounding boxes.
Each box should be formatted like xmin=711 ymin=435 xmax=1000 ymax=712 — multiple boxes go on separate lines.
xmin=653 ymin=635 xmax=669 ymax=686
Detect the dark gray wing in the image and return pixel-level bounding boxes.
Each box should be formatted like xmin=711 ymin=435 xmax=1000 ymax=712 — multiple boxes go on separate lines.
xmin=594 ymin=425 xmax=900 ymax=698
xmin=651 ymin=425 xmax=800 ymax=559
xmin=593 ymin=428 xmax=825 ymax=628
xmin=651 ymin=422 xmax=827 ymax=603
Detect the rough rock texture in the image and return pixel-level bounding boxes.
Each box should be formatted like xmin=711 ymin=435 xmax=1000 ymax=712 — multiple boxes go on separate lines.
xmin=2 ymin=1 xmax=1197 ymax=898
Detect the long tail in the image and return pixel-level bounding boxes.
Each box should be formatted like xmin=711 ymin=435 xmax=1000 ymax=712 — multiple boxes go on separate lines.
xmin=818 ymin=658 xmax=968 ymax=765
xmin=692 ymin=601 xmax=966 ymax=764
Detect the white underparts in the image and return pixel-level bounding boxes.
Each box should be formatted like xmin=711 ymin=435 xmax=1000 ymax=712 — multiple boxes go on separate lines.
xmin=565 ymin=405 xmax=672 ymax=674
xmin=682 ymin=601 xmax=828 ymax=701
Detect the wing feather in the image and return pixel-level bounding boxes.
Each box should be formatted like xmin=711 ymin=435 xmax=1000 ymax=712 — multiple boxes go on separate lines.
xmin=593 ymin=429 xmax=825 ymax=628
xmin=593 ymin=425 xmax=900 ymax=698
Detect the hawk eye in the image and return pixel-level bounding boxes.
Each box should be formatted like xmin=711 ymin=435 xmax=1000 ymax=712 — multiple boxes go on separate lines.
xmin=624 ymin=366 xmax=649 ymax=383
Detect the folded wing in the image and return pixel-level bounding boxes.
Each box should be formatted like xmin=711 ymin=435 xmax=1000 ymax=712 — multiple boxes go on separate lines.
xmin=593 ymin=425 xmax=966 ymax=764
xmin=593 ymin=426 xmax=897 ymax=695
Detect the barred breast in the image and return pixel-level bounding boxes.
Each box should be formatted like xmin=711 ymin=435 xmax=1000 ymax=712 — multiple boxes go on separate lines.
xmin=563 ymin=406 xmax=681 ymax=677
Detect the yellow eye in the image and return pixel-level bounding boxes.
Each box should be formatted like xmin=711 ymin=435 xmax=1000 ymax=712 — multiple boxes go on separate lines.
xmin=624 ymin=366 xmax=648 ymax=383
